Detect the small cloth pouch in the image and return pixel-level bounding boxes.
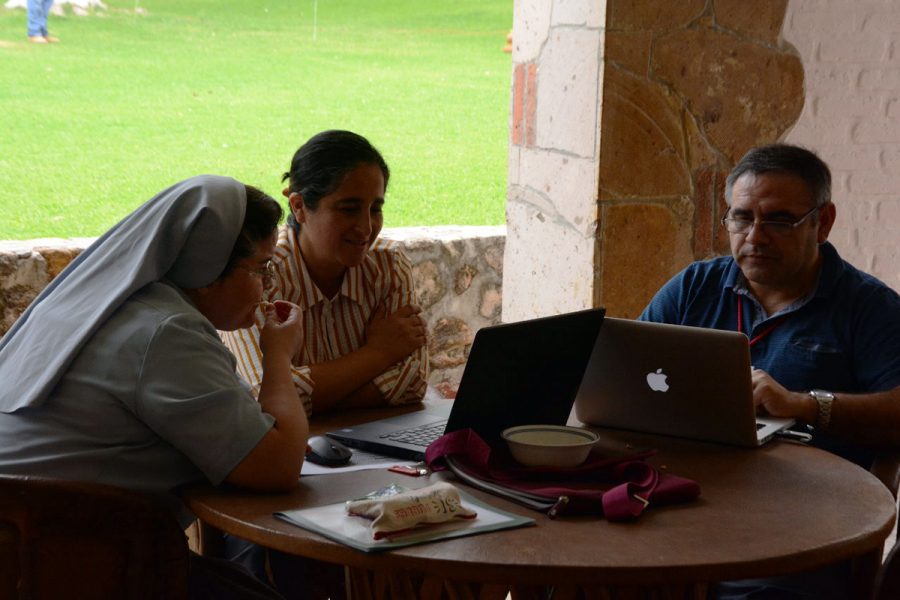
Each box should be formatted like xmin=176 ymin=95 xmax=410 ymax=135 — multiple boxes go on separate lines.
xmin=346 ymin=482 xmax=477 ymax=539
xmin=425 ymin=429 xmax=700 ymax=520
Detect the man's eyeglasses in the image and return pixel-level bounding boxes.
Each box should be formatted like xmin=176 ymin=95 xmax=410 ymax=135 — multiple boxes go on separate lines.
xmin=239 ymin=261 xmax=276 ymax=283
xmin=721 ymin=204 xmax=823 ymax=236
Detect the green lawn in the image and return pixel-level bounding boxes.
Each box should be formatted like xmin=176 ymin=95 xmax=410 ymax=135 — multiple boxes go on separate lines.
xmin=0 ymin=0 xmax=513 ymax=239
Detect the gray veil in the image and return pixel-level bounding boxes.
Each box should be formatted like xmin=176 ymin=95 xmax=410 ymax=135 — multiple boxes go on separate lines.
xmin=0 ymin=175 xmax=246 ymax=413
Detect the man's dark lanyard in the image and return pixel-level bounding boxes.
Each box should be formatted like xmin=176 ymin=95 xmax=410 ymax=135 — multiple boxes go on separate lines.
xmin=736 ymin=295 xmax=786 ymax=348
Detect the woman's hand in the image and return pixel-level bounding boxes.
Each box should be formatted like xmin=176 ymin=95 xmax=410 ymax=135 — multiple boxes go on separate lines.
xmin=259 ymin=300 xmax=303 ymax=361
xmin=365 ymin=304 xmax=427 ymax=364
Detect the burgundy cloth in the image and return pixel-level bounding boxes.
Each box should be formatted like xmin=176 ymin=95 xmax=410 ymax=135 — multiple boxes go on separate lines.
xmin=425 ymin=429 xmax=701 ymax=520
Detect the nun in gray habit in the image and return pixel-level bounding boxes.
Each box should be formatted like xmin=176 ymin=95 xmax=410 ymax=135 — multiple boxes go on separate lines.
xmin=0 ymin=175 xmax=308 ymax=600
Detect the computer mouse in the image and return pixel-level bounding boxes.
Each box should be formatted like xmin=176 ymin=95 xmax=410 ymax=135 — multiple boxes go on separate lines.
xmin=306 ymin=435 xmax=353 ymax=467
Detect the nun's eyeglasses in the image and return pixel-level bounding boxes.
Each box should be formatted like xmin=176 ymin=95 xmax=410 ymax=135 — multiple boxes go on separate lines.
xmin=239 ymin=261 xmax=276 ymax=283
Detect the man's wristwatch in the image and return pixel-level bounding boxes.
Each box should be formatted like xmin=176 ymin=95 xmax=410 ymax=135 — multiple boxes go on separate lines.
xmin=809 ymin=389 xmax=835 ymax=431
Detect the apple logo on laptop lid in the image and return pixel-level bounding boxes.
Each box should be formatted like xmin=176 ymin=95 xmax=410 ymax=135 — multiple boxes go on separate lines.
xmin=646 ymin=368 xmax=669 ymax=392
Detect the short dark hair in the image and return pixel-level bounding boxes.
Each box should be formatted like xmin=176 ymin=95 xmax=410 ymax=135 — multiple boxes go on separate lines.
xmin=282 ymin=130 xmax=390 ymax=230
xmin=221 ymin=185 xmax=283 ymax=277
xmin=725 ymin=144 xmax=832 ymax=208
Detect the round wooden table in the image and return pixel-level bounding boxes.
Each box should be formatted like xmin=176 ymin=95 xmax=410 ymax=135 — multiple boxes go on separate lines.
xmin=183 ymin=426 xmax=896 ymax=599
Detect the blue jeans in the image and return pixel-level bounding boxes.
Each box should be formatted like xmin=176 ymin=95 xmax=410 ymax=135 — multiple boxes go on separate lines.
xmin=27 ymin=0 xmax=54 ymax=37
xmin=223 ymin=533 xmax=345 ymax=600
xmin=188 ymin=551 xmax=285 ymax=600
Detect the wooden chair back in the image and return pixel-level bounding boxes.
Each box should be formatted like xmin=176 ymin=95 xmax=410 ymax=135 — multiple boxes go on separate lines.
xmin=871 ymin=450 xmax=900 ymax=600
xmin=0 ymin=475 xmax=189 ymax=599
xmin=876 ymin=540 xmax=900 ymax=600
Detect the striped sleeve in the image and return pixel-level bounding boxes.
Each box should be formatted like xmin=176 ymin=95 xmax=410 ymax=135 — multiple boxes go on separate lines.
xmin=220 ymin=308 xmax=315 ymax=416
xmin=370 ymin=247 xmax=429 ymax=405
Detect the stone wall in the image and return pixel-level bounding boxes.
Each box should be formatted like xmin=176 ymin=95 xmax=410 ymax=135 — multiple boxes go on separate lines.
xmin=0 ymin=237 xmax=92 ymax=336
xmin=0 ymin=226 xmax=505 ymax=397
xmin=783 ymin=0 xmax=900 ymax=292
xmin=598 ymin=0 xmax=804 ymax=317
xmin=380 ymin=227 xmax=505 ymax=398
xmin=505 ymin=0 xmax=805 ymax=321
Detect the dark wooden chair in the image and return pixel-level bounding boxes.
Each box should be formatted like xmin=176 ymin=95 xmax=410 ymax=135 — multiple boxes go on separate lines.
xmin=871 ymin=450 xmax=900 ymax=600
xmin=0 ymin=475 xmax=189 ymax=599
xmin=876 ymin=541 xmax=900 ymax=600
xmin=871 ymin=450 xmax=900 ymax=501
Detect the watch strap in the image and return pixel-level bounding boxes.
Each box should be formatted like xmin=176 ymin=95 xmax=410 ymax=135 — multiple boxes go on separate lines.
xmin=810 ymin=389 xmax=835 ymax=431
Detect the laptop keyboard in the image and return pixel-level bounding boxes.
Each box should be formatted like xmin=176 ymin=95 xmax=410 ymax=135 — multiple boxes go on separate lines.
xmin=379 ymin=420 xmax=448 ymax=447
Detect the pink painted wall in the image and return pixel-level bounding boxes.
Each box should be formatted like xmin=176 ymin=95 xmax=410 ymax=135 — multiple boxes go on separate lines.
xmin=784 ymin=0 xmax=900 ymax=292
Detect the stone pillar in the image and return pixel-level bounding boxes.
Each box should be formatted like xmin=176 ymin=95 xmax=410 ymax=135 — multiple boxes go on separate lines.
xmin=505 ymin=0 xmax=804 ymax=321
xmin=504 ymin=0 xmax=606 ymax=323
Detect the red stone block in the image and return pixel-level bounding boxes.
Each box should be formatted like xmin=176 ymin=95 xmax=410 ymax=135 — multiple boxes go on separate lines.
xmin=512 ymin=63 xmax=525 ymax=146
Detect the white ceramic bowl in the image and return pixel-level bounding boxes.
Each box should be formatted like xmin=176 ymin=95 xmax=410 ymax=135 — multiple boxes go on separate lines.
xmin=501 ymin=425 xmax=599 ymax=468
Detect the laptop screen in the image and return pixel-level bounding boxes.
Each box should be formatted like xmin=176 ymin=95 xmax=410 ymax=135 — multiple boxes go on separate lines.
xmin=444 ymin=307 xmax=606 ymax=446
xmin=326 ymin=308 xmax=606 ymax=459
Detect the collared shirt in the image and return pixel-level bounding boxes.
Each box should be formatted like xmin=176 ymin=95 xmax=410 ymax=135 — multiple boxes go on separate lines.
xmin=222 ymin=226 xmax=428 ymax=415
xmin=731 ymin=271 xmax=819 ymax=333
xmin=639 ymin=242 xmax=900 ymax=465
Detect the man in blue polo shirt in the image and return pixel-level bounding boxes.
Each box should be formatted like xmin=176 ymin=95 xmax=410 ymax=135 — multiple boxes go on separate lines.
xmin=640 ymin=143 xmax=900 ymax=599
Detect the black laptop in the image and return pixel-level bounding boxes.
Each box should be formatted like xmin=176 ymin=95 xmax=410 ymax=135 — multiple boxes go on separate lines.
xmin=326 ymin=308 xmax=606 ymax=460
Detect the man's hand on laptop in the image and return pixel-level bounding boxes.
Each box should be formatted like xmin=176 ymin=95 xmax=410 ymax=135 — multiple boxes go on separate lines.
xmin=751 ymin=367 xmax=817 ymax=425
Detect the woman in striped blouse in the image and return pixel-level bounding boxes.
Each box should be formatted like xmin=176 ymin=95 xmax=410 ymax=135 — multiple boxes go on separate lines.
xmin=222 ymin=130 xmax=429 ymax=416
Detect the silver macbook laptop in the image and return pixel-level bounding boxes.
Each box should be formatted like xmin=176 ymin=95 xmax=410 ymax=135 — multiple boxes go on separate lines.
xmin=327 ymin=308 xmax=607 ymax=460
xmin=574 ymin=318 xmax=795 ymax=446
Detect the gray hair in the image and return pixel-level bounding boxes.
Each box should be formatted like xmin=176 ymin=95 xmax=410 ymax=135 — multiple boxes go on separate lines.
xmin=724 ymin=143 xmax=832 ymax=208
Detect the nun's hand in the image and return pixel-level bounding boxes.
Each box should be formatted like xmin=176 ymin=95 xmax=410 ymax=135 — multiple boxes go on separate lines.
xmin=259 ymin=300 xmax=303 ymax=361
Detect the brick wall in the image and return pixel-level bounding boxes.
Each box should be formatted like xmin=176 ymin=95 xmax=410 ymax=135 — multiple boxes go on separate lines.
xmin=784 ymin=0 xmax=900 ymax=291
